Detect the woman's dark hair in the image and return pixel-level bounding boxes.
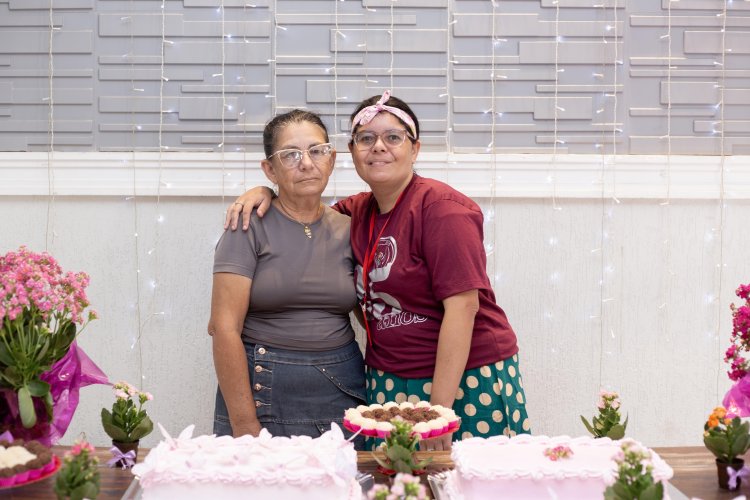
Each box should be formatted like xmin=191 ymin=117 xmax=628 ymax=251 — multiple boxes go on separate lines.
xmin=263 ymin=109 xmax=329 ymax=158
xmin=349 ymin=94 xmax=420 ymax=141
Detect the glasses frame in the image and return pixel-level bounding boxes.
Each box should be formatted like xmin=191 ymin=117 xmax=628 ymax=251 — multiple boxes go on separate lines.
xmin=351 ymin=129 xmax=415 ymax=151
xmin=267 ymin=142 xmax=334 ymax=169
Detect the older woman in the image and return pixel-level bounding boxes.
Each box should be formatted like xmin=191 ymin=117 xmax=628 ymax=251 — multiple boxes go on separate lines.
xmin=226 ymin=92 xmax=530 ymax=451
xmin=210 ymin=109 xmax=365 ymax=444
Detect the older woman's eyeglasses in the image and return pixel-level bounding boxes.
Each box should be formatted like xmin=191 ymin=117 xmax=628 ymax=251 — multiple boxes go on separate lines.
xmin=351 ymin=129 xmax=414 ymax=151
xmin=268 ymin=143 xmax=333 ymax=168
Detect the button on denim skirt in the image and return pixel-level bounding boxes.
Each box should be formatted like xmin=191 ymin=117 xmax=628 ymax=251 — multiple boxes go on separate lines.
xmin=214 ymin=339 xmax=366 ymax=449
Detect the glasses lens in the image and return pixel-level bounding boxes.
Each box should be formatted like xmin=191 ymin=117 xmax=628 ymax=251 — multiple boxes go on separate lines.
xmin=274 ymin=144 xmax=332 ymax=168
xmin=383 ymin=130 xmax=406 ymax=146
xmin=309 ymin=144 xmax=332 ymax=163
xmin=354 ymin=132 xmax=376 ymax=149
xmin=277 ymin=150 xmax=302 ymax=167
xmin=353 ymin=130 xmax=409 ymax=150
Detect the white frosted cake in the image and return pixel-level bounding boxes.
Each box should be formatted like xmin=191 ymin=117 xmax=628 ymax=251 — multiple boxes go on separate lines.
xmin=443 ymin=435 xmax=673 ymax=500
xmin=132 ymin=424 xmax=362 ymax=500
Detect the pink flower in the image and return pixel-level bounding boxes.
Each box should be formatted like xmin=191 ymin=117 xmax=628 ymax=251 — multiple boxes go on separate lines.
xmin=68 ymin=441 xmax=93 ymax=457
xmin=597 ymin=391 xmax=621 ymax=411
xmin=1 ymin=246 xmax=93 ymax=330
xmin=726 ymin=344 xmax=738 ymax=362
xmin=726 ymin=284 xmax=750 ymax=381
xmin=544 ymin=445 xmax=573 ymax=461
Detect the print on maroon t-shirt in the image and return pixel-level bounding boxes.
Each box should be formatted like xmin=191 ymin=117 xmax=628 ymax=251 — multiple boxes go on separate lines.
xmin=336 ymin=175 xmax=519 ymax=379
xmin=357 ymin=235 xmax=430 ymax=332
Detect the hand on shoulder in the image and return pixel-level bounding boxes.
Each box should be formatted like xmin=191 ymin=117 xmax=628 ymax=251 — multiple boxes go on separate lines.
xmin=224 ymin=186 xmax=276 ymax=231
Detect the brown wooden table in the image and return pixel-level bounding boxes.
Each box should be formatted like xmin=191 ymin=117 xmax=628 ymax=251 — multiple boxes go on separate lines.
xmin=0 ymin=446 xmax=745 ymax=499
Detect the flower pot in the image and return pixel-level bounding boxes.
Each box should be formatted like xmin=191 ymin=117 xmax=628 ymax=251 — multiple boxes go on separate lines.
xmin=0 ymin=391 xmax=52 ymax=444
xmin=112 ymin=440 xmax=139 ymax=468
xmin=716 ymin=458 xmax=745 ymax=490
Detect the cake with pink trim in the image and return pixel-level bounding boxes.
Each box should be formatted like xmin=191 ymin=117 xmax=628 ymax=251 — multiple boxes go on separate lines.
xmin=132 ymin=423 xmax=361 ymax=500
xmin=343 ymin=401 xmax=460 ymax=439
xmin=0 ymin=439 xmax=56 ymax=488
xmin=443 ymin=434 xmax=673 ymax=499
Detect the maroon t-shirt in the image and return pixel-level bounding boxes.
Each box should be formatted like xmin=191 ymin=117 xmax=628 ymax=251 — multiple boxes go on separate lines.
xmin=333 ymin=175 xmax=519 ymax=378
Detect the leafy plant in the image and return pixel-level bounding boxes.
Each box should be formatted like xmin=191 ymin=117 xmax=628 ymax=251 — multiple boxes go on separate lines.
xmin=0 ymin=246 xmax=96 ymax=428
xmin=604 ymin=439 xmax=664 ymax=500
xmin=101 ymin=381 xmax=153 ymax=443
xmin=703 ymin=406 xmax=750 ymax=464
xmin=581 ymin=390 xmax=628 ymax=439
xmin=367 ymin=472 xmax=429 ymax=500
xmin=54 ymin=439 xmax=100 ymax=500
xmin=373 ymin=419 xmax=431 ymax=475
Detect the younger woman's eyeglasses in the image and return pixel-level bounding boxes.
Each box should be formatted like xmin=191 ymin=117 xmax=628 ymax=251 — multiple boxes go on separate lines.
xmin=351 ymin=129 xmax=414 ymax=151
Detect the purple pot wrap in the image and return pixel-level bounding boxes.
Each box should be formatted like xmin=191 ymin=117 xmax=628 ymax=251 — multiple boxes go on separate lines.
xmin=724 ymin=376 xmax=750 ymax=418
xmin=0 ymin=342 xmax=108 ymax=445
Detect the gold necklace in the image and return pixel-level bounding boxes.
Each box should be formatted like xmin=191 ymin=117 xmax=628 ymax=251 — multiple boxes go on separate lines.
xmin=276 ymin=200 xmax=323 ymax=239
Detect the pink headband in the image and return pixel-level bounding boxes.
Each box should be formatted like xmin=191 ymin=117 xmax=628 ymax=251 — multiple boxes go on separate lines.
xmin=350 ymin=90 xmax=417 ymax=138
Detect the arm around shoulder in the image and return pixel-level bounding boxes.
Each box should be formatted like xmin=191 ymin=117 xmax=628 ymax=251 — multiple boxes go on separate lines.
xmin=224 ymin=186 xmax=276 ymax=231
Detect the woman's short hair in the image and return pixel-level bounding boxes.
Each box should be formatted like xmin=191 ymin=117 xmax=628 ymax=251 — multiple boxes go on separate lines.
xmin=349 ymin=94 xmax=420 ymax=140
xmin=263 ymin=109 xmax=329 ymax=158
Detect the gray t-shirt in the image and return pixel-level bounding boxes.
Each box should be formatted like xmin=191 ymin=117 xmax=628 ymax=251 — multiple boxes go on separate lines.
xmin=213 ymin=204 xmax=357 ymax=351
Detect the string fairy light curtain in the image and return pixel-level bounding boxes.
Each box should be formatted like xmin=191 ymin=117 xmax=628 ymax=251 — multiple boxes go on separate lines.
xmin=714 ymin=0 xmax=729 ymax=396
xmin=20 ymin=0 xmax=746 ymax=446
xmin=45 ymin=0 xmax=56 ymax=250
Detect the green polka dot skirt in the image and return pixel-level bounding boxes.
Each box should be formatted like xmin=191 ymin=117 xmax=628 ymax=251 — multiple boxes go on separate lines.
xmin=366 ymin=354 xmax=530 ymax=446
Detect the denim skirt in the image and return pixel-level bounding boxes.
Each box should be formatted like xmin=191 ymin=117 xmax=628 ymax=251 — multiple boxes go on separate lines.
xmin=213 ymin=339 xmax=366 ymax=449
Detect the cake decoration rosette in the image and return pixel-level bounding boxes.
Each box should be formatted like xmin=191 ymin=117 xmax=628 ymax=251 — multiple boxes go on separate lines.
xmin=343 ymin=401 xmax=460 ymax=439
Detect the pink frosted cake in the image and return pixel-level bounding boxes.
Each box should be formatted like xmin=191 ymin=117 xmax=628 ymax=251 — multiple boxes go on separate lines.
xmin=443 ymin=434 xmax=673 ymax=500
xmin=132 ymin=424 xmax=361 ymax=500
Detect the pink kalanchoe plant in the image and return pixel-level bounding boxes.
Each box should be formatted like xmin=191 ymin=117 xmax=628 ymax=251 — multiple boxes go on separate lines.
xmin=581 ymin=390 xmax=628 ymax=439
xmin=604 ymin=438 xmax=665 ymax=500
xmin=0 ymin=246 xmax=102 ymax=433
xmin=101 ymin=381 xmax=154 ymax=444
xmin=54 ymin=438 xmax=100 ymax=500
xmin=0 ymin=246 xmax=106 ymax=446
xmin=367 ymin=473 xmax=428 ymax=500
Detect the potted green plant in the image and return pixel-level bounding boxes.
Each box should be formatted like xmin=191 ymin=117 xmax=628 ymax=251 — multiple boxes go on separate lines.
xmin=54 ymin=438 xmax=100 ymax=500
xmin=101 ymin=381 xmax=153 ymax=468
xmin=367 ymin=472 xmax=429 ymax=500
xmin=703 ymin=405 xmax=750 ymax=490
xmin=0 ymin=246 xmax=100 ymax=440
xmin=604 ymin=438 xmax=665 ymax=500
xmin=581 ymin=390 xmax=628 ymax=439
xmin=373 ymin=419 xmax=431 ymax=475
